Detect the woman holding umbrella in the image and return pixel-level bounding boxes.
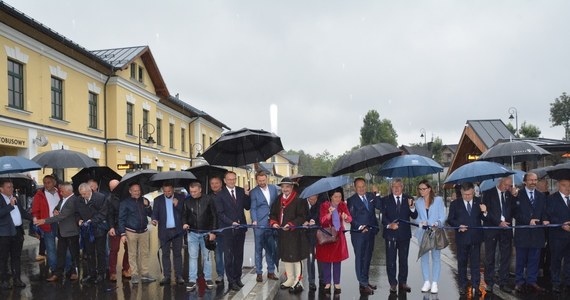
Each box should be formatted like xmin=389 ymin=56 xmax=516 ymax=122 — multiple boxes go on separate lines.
xmin=269 ymin=178 xmax=309 ymax=294
xmin=316 ymin=188 xmax=352 ymax=295
xmin=414 ymin=179 xmax=446 ymax=294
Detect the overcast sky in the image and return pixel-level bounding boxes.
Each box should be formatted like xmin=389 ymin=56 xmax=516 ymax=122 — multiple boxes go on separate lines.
xmin=7 ymin=0 xmax=569 ymax=156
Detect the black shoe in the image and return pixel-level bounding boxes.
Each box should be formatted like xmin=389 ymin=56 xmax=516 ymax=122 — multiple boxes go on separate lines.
xmin=500 ymin=285 xmax=512 ymax=293
xmin=229 ymin=283 xmax=241 ymax=291
xmin=186 ymin=281 xmax=196 ymax=291
xmin=93 ymin=275 xmax=104 ymax=284
xmin=13 ymin=278 xmax=26 ymax=288
xmin=368 ymin=283 xmax=377 ymax=290
xmin=159 ymin=277 xmax=171 ymax=286
xmin=399 ymin=283 xmax=412 ymax=292
xmin=289 ymin=282 xmax=303 ymax=294
xmin=176 ymin=276 xmax=185 ymax=285
xmin=81 ymin=275 xmax=95 ymax=284
xmin=309 ymin=283 xmax=317 ymax=291
xmin=280 ymin=283 xmax=290 ymax=289
xmin=237 ymin=280 xmax=244 ymax=287
xmin=359 ymin=285 xmax=374 ymax=295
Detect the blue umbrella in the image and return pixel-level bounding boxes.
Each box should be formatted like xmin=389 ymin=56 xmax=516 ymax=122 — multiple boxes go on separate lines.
xmin=378 ymin=154 xmax=443 ymax=178
xmin=0 ymin=156 xmax=42 ymax=175
xmin=445 ymin=161 xmax=514 ymax=184
xmin=479 ymin=169 xmax=525 ymax=191
xmin=299 ymin=176 xmax=351 ymax=199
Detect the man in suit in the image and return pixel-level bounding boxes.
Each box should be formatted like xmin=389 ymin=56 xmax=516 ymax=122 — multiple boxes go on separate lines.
xmin=0 ymin=179 xmax=32 ymax=289
xmin=514 ymin=172 xmax=548 ymax=293
xmin=151 ymin=182 xmax=185 ymax=285
xmin=209 ymin=176 xmax=225 ymax=284
xmin=546 ymin=178 xmax=570 ymax=293
xmin=303 ymin=194 xmax=322 ymax=291
xmin=214 ymin=171 xmax=250 ymax=291
xmin=381 ymin=178 xmax=417 ymax=293
xmin=250 ymin=171 xmax=279 ymax=282
xmin=77 ymin=183 xmax=108 ymax=284
xmin=347 ymin=178 xmax=379 ymax=295
xmin=35 ymin=182 xmax=81 ymax=283
xmin=482 ymin=176 xmax=514 ymax=293
xmin=447 ymin=182 xmax=487 ymax=296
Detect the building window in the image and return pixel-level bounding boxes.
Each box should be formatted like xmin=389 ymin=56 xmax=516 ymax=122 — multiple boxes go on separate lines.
xmin=126 ymin=103 xmax=133 ymax=135
xmin=138 ymin=66 xmax=144 ymax=83
xmin=202 ymin=133 xmax=206 ymax=148
xmin=7 ymin=59 xmax=24 ymax=110
xmin=130 ymin=63 xmax=136 ymax=79
xmin=169 ymin=124 xmax=174 ymax=148
xmin=157 ymin=166 xmax=163 ymax=172
xmin=181 ymin=128 xmax=186 ymax=152
xmin=156 ymin=118 xmax=162 ymax=145
xmin=142 ymin=109 xmax=149 ymax=139
xmin=88 ymin=92 xmax=98 ymax=128
xmin=51 ymin=77 xmax=63 ymax=119
xmin=209 ymin=136 xmax=213 ymax=146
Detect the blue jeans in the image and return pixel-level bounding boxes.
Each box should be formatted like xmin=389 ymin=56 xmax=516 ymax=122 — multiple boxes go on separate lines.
xmin=43 ymin=229 xmax=57 ymax=272
xmin=215 ymin=235 xmax=224 ymax=278
xmin=420 ymin=249 xmax=441 ymax=282
xmin=254 ymin=228 xmax=275 ymax=274
xmin=188 ymin=232 xmax=212 ymax=282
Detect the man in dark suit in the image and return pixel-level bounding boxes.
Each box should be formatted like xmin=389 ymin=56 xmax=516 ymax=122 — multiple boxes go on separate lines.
xmin=151 ymin=182 xmax=185 ymax=285
xmin=347 ymin=178 xmax=379 ymax=295
xmin=447 ymin=182 xmax=487 ymax=296
xmin=35 ymin=182 xmax=82 ymax=283
xmin=514 ymin=172 xmax=548 ymax=293
xmin=249 ymin=171 xmax=279 ymax=282
xmin=304 ymin=193 xmax=322 ymax=291
xmin=209 ymin=176 xmax=225 ymax=285
xmin=482 ymin=176 xmax=514 ymax=293
xmin=214 ymin=171 xmax=250 ymax=291
xmin=381 ymin=178 xmax=418 ymax=293
xmin=546 ymin=178 xmax=570 ymax=293
xmin=0 ymin=179 xmax=32 ymax=289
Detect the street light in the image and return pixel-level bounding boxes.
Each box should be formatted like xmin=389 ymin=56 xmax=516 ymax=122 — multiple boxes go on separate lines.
xmin=138 ymin=123 xmax=155 ymax=169
xmin=420 ymin=128 xmax=427 ymax=145
xmin=189 ymin=143 xmax=203 ymax=166
xmin=508 ymin=107 xmax=518 ymax=137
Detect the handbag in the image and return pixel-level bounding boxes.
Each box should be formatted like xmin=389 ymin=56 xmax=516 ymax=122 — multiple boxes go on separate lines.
xmin=316 ymin=226 xmax=338 ymax=245
xmin=434 ymin=227 xmax=449 ymax=250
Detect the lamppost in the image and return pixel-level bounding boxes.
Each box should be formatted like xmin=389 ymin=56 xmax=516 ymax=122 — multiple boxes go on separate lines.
xmin=508 ymin=107 xmax=518 ymax=137
xmin=189 ymin=143 xmax=203 ymax=166
xmin=138 ymin=123 xmax=155 ymax=169
xmin=420 ymin=128 xmax=427 ymax=145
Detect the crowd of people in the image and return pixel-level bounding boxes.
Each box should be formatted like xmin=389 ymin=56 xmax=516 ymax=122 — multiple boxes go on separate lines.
xmin=1 ymin=169 xmax=570 ymax=298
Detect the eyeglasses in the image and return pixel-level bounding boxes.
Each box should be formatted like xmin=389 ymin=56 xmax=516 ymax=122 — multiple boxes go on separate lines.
xmin=417 ymin=187 xmax=430 ymax=191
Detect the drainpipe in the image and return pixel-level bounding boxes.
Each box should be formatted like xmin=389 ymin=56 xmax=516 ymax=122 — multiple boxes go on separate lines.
xmin=103 ymin=68 xmax=115 ymax=166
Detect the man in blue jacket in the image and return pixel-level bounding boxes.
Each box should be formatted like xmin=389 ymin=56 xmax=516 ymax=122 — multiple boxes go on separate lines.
xmin=250 ymin=171 xmax=279 ymax=283
xmin=119 ymin=183 xmax=154 ymax=284
xmin=152 ymin=182 xmax=185 ymax=285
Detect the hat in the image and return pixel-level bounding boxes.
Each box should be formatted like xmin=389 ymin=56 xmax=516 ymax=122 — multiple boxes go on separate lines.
xmin=278 ymin=177 xmax=298 ymax=186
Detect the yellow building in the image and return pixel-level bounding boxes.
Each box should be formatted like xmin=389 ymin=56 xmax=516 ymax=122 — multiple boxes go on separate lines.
xmin=0 ymin=3 xmax=229 ymax=182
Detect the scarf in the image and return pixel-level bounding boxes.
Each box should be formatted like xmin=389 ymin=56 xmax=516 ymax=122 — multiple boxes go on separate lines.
xmin=279 ymin=190 xmax=298 ymax=224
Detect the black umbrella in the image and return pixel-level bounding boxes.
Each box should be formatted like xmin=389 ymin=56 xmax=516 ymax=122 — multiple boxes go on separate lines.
xmin=331 ymin=143 xmax=401 ymax=176
xmin=32 ymin=149 xmax=98 ymax=169
xmin=184 ymin=165 xmax=228 ymax=192
xmin=0 ymin=173 xmax=35 ymax=192
xmin=478 ymin=141 xmax=551 ymax=166
xmin=115 ymin=169 xmax=159 ymax=199
xmin=201 ymin=128 xmax=284 ymax=167
xmin=148 ymin=171 xmax=198 ymax=188
xmin=546 ymin=163 xmax=570 ymax=180
xmin=71 ymin=166 xmax=122 ymax=193
xmin=0 ymin=156 xmax=41 ymax=175
xmin=528 ymin=165 xmax=555 ymax=179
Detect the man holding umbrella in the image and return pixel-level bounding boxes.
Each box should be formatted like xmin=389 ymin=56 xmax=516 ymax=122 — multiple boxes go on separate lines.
xmin=347 ymin=178 xmax=379 ymax=295
xmin=151 ymin=182 xmax=185 ymax=286
xmin=250 ymin=171 xmax=279 ymax=283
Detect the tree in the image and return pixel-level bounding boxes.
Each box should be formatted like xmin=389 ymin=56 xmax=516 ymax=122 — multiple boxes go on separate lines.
xmin=550 ymin=92 xmax=570 ymax=140
xmin=430 ymin=137 xmax=444 ymax=163
xmin=505 ymin=123 xmax=516 ymax=135
xmin=284 ymin=149 xmax=338 ymax=176
xmin=519 ymin=121 xmax=541 ymax=138
xmin=360 ymin=110 xmax=398 ymax=146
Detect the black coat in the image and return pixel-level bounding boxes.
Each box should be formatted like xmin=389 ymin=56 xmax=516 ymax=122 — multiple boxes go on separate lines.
xmin=546 ymin=192 xmax=570 ymax=240
xmin=447 ymin=198 xmax=486 ymax=245
xmin=269 ymin=193 xmax=309 ymax=262
xmin=214 ymin=186 xmax=249 ymax=233
xmin=77 ymin=191 xmax=108 ymax=237
xmin=481 ymin=188 xmax=514 ymax=238
xmin=514 ymin=189 xmax=547 ymax=248
xmin=381 ymin=193 xmax=418 ymax=241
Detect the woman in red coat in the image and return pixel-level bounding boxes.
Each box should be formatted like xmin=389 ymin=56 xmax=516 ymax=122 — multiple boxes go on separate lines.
xmin=316 ymin=188 xmax=352 ymax=295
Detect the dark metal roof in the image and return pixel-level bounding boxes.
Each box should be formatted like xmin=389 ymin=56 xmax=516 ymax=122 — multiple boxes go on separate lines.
xmin=167 ymin=95 xmax=230 ymax=130
xmin=91 ymin=46 xmax=148 ymax=68
xmin=445 ymin=144 xmax=458 ymax=153
xmin=258 ymin=163 xmax=274 ymax=175
xmin=467 ymin=119 xmax=514 ymax=149
xmin=282 ymin=154 xmax=300 ymax=165
xmin=399 ymin=145 xmax=433 ymax=158
xmin=495 ymin=137 xmax=570 ymax=152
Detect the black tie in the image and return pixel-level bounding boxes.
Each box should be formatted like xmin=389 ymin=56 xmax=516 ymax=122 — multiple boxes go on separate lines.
xmin=500 ymin=192 xmax=506 ymax=217
xmin=231 ymin=189 xmax=237 ymax=204
xmin=565 ymin=196 xmax=569 ymax=208
xmin=467 ymin=201 xmax=472 ymax=215
xmin=396 ymin=196 xmax=401 ymax=213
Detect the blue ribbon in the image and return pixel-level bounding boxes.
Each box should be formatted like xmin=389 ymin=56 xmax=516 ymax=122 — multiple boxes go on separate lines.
xmin=396 ymin=219 xmax=564 ymax=230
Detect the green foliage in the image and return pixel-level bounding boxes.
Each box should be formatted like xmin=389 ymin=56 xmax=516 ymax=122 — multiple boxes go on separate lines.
xmin=284 ymin=149 xmax=338 ymax=176
xmin=550 ymin=92 xmax=570 ymax=140
xmin=505 ymin=123 xmax=516 ymax=135
xmin=360 ymin=109 xmax=398 ymax=146
xmin=430 ymin=137 xmax=444 ymax=163
xmin=519 ymin=121 xmax=541 ymax=138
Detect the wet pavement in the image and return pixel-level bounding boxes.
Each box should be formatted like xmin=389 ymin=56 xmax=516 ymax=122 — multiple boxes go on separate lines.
xmin=3 ymin=224 xmax=570 ymax=300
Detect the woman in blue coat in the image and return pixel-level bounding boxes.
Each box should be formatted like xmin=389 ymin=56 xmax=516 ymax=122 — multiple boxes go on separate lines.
xmin=413 ymin=180 xmax=446 ymax=294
